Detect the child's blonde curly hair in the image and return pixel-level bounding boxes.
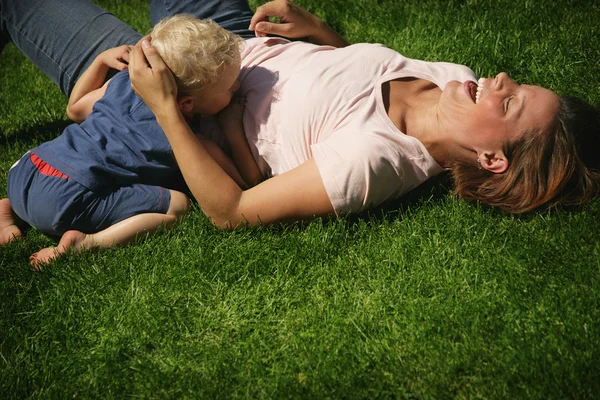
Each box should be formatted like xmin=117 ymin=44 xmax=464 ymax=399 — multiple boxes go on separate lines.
xmin=150 ymin=14 xmax=243 ymax=93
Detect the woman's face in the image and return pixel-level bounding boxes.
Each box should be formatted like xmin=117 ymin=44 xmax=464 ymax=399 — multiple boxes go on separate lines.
xmin=439 ymin=72 xmax=560 ymax=162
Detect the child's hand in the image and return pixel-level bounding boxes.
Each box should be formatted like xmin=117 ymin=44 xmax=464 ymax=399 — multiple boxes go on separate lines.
xmin=67 ymin=45 xmax=133 ymax=123
xmin=217 ymin=96 xmax=246 ymax=128
xmin=99 ymin=45 xmax=133 ymax=71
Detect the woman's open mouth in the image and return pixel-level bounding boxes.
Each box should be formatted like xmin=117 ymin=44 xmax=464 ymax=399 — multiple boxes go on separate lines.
xmin=475 ymin=77 xmax=486 ymax=103
xmin=465 ymin=80 xmax=478 ymax=103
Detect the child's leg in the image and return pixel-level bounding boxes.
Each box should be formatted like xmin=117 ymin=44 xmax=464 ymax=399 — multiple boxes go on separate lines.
xmin=149 ymin=0 xmax=254 ymax=38
xmin=0 ymin=0 xmax=141 ymax=95
xmin=30 ymin=190 xmax=189 ymax=268
xmin=0 ymin=199 xmax=24 ymax=244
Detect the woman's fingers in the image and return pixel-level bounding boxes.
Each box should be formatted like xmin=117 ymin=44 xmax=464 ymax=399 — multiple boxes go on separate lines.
xmin=129 ymin=36 xmax=179 ymax=117
xmin=129 ymin=36 xmax=151 ymax=74
xmin=249 ymin=0 xmax=317 ymax=39
xmin=140 ymin=39 xmax=166 ymax=70
xmin=249 ymin=1 xmax=279 ymax=31
xmin=255 ymin=21 xmax=295 ymax=37
xmin=130 ymin=35 xmax=166 ymax=72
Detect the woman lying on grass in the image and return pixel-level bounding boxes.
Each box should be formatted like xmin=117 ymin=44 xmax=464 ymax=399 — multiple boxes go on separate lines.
xmin=1 ymin=0 xmax=599 ymax=261
xmin=132 ymin=0 xmax=600 ymax=228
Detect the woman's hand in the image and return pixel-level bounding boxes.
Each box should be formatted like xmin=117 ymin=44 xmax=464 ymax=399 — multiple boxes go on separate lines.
xmin=128 ymin=35 xmax=179 ymax=121
xmin=249 ymin=0 xmax=322 ymax=39
xmin=98 ymin=45 xmax=133 ymax=71
xmin=249 ymin=0 xmax=350 ymax=47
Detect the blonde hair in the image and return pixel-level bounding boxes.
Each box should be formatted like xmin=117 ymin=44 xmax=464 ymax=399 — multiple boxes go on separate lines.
xmin=150 ymin=14 xmax=243 ymax=93
xmin=451 ymin=97 xmax=600 ymax=214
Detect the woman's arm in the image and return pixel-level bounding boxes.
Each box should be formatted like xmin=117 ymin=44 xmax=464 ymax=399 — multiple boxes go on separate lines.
xmin=67 ymin=45 xmax=132 ymax=122
xmin=249 ymin=0 xmax=350 ymax=48
xmin=129 ymin=38 xmax=334 ymax=229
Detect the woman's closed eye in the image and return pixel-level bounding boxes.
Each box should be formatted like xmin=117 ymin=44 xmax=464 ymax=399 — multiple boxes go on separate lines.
xmin=504 ymin=96 xmax=514 ymax=114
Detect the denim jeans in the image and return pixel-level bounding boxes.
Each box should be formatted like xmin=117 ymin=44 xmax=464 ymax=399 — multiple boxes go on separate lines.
xmin=0 ymin=0 xmax=254 ymax=95
xmin=149 ymin=0 xmax=254 ymax=38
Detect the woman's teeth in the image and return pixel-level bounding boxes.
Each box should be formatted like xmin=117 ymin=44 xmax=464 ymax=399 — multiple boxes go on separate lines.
xmin=475 ymin=77 xmax=485 ymax=104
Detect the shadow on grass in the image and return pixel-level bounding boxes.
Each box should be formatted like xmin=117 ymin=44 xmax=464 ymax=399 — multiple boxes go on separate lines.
xmin=1 ymin=120 xmax=71 ymax=147
xmin=346 ymin=172 xmax=454 ymax=225
xmin=249 ymin=173 xmax=457 ymax=234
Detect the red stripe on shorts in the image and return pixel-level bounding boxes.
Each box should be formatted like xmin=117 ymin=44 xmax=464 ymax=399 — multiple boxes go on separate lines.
xmin=30 ymin=153 xmax=69 ymax=179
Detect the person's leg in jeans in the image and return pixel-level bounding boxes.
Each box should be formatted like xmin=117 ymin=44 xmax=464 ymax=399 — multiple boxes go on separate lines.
xmin=0 ymin=0 xmax=141 ymax=95
xmin=149 ymin=0 xmax=255 ymax=39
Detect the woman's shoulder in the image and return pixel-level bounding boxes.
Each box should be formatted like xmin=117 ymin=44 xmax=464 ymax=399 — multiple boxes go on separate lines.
xmin=347 ymin=44 xmax=477 ymax=85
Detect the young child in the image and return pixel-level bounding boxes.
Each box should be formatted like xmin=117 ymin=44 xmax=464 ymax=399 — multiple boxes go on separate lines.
xmin=0 ymin=15 xmax=255 ymax=267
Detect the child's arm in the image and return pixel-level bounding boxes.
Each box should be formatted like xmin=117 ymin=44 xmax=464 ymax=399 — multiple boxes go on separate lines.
xmin=66 ymin=45 xmax=133 ymax=123
xmin=217 ymin=98 xmax=264 ymax=187
xmin=198 ymin=137 xmax=249 ymax=189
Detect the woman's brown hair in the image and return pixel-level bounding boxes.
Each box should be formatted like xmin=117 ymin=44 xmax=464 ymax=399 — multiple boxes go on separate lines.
xmin=451 ymin=96 xmax=600 ymax=214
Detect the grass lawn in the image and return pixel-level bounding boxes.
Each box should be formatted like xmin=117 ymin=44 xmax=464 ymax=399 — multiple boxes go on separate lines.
xmin=1 ymin=0 xmax=599 ymax=398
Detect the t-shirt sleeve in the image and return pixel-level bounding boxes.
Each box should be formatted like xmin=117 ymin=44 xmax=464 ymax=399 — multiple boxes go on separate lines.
xmin=312 ymin=133 xmax=411 ymax=216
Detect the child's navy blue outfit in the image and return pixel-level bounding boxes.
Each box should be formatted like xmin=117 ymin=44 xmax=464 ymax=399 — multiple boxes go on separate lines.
xmin=2 ymin=0 xmax=256 ymax=236
xmin=7 ymin=71 xmax=186 ymax=236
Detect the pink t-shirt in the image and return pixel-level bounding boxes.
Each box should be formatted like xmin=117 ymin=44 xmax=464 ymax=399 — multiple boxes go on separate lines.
xmin=237 ymin=38 xmax=477 ymax=216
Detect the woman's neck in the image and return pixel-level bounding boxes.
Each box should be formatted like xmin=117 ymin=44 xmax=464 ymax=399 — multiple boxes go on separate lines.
xmin=385 ymin=79 xmax=472 ymax=168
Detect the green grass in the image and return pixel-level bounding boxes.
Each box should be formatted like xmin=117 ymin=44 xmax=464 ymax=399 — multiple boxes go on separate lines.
xmin=1 ymin=0 xmax=599 ymax=398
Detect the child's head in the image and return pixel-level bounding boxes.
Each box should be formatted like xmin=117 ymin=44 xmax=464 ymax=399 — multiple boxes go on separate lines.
xmin=150 ymin=14 xmax=243 ymax=116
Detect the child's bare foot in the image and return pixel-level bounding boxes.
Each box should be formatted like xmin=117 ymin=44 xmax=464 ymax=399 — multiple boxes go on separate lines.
xmin=30 ymin=230 xmax=89 ymax=270
xmin=0 ymin=199 xmax=23 ymax=245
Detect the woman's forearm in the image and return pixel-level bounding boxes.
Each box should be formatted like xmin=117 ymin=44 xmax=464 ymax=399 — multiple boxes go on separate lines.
xmin=307 ymin=19 xmax=350 ymax=48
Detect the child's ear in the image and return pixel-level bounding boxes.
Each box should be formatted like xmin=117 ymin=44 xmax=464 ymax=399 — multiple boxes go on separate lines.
xmin=177 ymin=95 xmax=195 ymax=114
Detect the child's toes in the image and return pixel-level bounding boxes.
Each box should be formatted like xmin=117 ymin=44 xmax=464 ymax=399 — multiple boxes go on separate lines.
xmin=29 ymin=248 xmax=59 ymax=270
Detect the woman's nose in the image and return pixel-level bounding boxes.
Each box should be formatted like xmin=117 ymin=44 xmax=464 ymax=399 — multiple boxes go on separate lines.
xmin=495 ymin=72 xmax=516 ymax=91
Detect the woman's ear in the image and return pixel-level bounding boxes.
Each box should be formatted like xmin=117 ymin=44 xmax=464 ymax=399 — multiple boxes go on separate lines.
xmin=177 ymin=95 xmax=195 ymax=115
xmin=479 ymin=152 xmax=509 ymax=174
